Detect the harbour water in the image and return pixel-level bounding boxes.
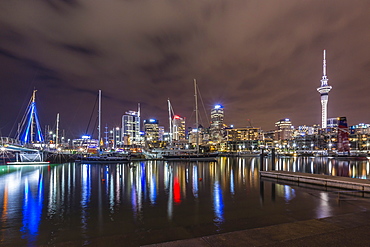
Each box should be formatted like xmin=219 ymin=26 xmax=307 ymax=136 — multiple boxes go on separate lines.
xmin=1 ymin=157 xmax=369 ymax=246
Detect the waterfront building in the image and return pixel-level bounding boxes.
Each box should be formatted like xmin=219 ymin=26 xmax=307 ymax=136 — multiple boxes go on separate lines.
xmin=275 ymin=119 xmax=293 ymax=141
xmin=143 ymin=119 xmax=159 ymax=143
xmin=225 ymin=127 xmax=262 ymax=141
xmin=122 ymin=109 xmax=140 ymax=145
xmin=172 ymin=115 xmax=186 ymax=141
xmin=349 ymin=123 xmax=370 ymax=151
xmin=317 ymin=50 xmax=332 ymax=129
xmin=158 ymin=126 xmax=165 ymax=141
xmin=294 ymin=125 xmax=315 ymax=137
xmin=350 ymin=123 xmax=370 ymax=135
xmin=188 ymin=125 xmax=208 ymax=146
xmin=327 ymin=118 xmax=338 ymax=128
xmin=110 ymin=127 xmax=123 ymax=147
xmin=224 ymin=127 xmax=262 ymax=152
xmin=210 ymin=104 xmax=224 ymax=142
xmin=337 ymin=117 xmax=350 ymax=153
xmin=72 ymin=135 xmax=99 ymax=151
xmin=143 ymin=119 xmax=160 ymax=149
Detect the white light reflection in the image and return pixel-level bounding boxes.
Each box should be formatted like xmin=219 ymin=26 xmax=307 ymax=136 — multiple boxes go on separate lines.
xmin=283 ymin=185 xmax=296 ymax=202
xmin=230 ymin=168 xmax=235 ymax=195
xmin=149 ymin=163 xmax=157 ymax=205
xmin=310 ymin=160 xmax=314 ymax=174
xmin=192 ymin=165 xmax=198 ymax=198
xmin=81 ymin=164 xmax=91 ymax=236
xmin=116 ymin=166 xmax=121 ymax=206
xmin=109 ymin=170 xmax=114 ymax=213
xmin=316 ymin=192 xmax=331 ymax=218
xmin=167 ymin=166 xmax=173 ymax=220
xmin=251 ymin=158 xmax=255 ymax=173
xmin=213 ymin=180 xmax=224 ymax=228
xmin=48 ymin=167 xmax=57 ymax=217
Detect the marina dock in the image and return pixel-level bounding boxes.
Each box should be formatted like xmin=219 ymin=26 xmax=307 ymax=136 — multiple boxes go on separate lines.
xmin=260 ymin=170 xmax=370 ymax=192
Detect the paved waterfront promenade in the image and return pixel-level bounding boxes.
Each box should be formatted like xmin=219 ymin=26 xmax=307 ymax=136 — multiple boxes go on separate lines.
xmin=144 ymin=210 xmax=370 ymax=246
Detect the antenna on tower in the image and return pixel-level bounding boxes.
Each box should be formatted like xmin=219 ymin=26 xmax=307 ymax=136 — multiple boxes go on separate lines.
xmin=323 ymin=49 xmax=326 ymax=77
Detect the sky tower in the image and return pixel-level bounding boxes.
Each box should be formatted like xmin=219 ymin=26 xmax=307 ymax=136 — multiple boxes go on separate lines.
xmin=317 ymin=50 xmax=332 ymax=129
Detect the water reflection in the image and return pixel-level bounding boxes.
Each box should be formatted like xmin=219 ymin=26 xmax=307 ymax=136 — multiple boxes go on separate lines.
xmin=270 ymin=157 xmax=370 ymax=179
xmin=21 ymin=172 xmax=43 ymax=243
xmin=0 ymin=157 xmax=369 ymax=246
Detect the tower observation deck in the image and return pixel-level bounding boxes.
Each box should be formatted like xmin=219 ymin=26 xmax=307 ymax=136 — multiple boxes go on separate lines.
xmin=317 ymin=50 xmax=332 ymax=129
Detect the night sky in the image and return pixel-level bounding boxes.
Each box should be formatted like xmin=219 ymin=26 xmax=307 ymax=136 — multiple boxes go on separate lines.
xmin=1 ymin=0 xmax=369 ymax=139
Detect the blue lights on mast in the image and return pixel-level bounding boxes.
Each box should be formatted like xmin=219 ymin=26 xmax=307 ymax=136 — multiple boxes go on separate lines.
xmin=20 ymin=90 xmax=44 ymax=143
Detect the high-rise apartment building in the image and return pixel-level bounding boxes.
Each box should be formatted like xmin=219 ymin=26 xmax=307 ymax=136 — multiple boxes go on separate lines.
xmin=122 ymin=110 xmax=140 ymax=145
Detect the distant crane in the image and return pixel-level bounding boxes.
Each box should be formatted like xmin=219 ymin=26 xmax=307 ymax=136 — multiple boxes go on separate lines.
xmin=247 ymin=119 xmax=253 ymax=127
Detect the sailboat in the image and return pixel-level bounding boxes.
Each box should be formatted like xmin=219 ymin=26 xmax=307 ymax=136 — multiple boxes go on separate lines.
xmin=163 ymin=79 xmax=218 ymax=161
xmin=76 ymin=90 xmax=131 ymax=163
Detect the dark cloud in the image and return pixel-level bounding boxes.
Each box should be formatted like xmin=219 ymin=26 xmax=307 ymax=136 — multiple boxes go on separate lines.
xmin=0 ymin=0 xmax=369 ymax=138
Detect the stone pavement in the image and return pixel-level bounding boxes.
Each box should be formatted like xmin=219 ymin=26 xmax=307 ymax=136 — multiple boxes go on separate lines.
xmin=144 ymin=207 xmax=370 ymax=247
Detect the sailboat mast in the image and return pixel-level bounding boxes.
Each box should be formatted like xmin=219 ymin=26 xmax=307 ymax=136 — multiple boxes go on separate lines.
xmin=194 ymin=79 xmax=199 ymax=153
xmin=30 ymin=89 xmax=37 ymax=143
xmin=98 ymin=90 xmax=101 ymax=147
xmin=168 ymin=99 xmax=172 ymax=145
xmin=56 ymin=113 xmax=59 ymax=148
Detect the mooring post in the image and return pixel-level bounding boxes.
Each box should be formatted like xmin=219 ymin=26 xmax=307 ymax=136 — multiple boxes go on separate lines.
xmin=260 ymin=148 xmax=264 ymax=171
xmin=271 ymin=148 xmax=275 ymax=171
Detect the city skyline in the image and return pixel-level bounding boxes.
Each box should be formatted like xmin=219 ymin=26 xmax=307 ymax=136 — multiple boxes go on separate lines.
xmin=0 ymin=1 xmax=369 ymax=138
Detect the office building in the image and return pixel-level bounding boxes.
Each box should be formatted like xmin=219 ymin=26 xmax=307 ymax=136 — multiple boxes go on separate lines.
xmin=143 ymin=119 xmax=159 ymax=142
xmin=275 ymin=119 xmax=293 ymax=140
xmin=210 ymin=104 xmax=224 ymax=142
xmin=172 ymin=115 xmax=186 ymax=141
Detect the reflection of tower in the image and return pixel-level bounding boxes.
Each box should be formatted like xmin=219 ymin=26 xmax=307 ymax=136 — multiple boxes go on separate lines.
xmin=317 ymin=50 xmax=332 ymax=129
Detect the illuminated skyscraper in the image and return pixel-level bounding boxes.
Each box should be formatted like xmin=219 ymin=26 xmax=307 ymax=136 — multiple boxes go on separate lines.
xmin=122 ymin=108 xmax=140 ymax=145
xmin=275 ymin=118 xmax=293 ymax=140
xmin=317 ymin=50 xmax=332 ymax=129
xmin=143 ymin=119 xmax=159 ymax=142
xmin=210 ymin=104 xmax=224 ymax=142
xmin=172 ymin=115 xmax=186 ymax=141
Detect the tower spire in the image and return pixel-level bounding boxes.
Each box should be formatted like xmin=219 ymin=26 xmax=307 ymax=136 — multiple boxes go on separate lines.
xmin=323 ymin=49 xmax=326 ymax=77
xmin=320 ymin=50 xmax=328 ymax=87
xmin=317 ymin=49 xmax=332 ymax=129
